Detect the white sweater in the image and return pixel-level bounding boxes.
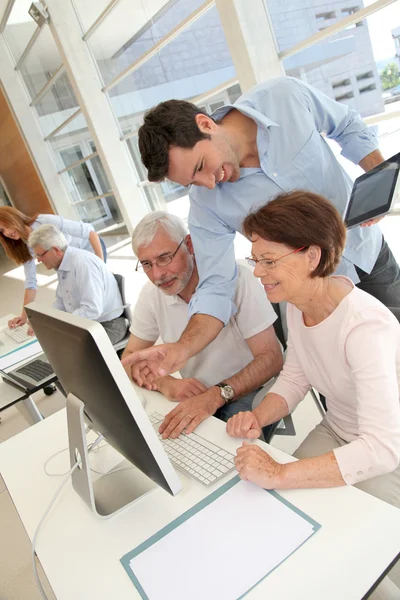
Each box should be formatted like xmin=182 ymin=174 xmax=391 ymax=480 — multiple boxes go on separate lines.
xmin=270 ymin=276 xmax=400 ymax=485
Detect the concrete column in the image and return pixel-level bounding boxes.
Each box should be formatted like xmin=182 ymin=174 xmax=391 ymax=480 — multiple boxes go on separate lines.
xmin=215 ymin=0 xmax=284 ymax=91
xmin=46 ymin=0 xmax=149 ymax=233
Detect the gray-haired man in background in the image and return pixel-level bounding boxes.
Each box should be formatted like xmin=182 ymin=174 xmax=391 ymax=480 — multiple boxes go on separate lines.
xmin=28 ymin=224 xmax=127 ymax=344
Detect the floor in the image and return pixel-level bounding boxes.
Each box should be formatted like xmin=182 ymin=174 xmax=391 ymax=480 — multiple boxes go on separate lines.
xmin=0 ymin=212 xmax=400 ymax=599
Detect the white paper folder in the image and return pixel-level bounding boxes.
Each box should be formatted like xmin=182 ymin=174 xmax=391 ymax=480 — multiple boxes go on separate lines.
xmin=121 ymin=476 xmax=320 ymax=600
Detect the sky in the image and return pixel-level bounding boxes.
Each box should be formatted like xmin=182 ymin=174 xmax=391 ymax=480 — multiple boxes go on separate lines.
xmin=365 ymin=0 xmax=400 ymax=61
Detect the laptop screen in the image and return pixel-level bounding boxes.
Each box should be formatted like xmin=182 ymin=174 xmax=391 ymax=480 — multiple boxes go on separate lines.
xmin=344 ymin=152 xmax=400 ymax=228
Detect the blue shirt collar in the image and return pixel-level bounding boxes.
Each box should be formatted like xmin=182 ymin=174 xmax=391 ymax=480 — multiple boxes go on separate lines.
xmin=211 ymin=102 xmax=279 ymax=131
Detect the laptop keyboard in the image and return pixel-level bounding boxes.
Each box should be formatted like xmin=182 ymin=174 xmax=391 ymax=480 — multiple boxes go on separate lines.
xmin=149 ymin=411 xmax=235 ymax=486
xmin=15 ymin=359 xmax=54 ymax=382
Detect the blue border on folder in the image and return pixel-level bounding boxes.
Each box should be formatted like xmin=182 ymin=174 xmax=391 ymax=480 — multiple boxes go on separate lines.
xmin=120 ymin=475 xmax=321 ymax=599
xmin=0 ymin=339 xmax=37 ymax=360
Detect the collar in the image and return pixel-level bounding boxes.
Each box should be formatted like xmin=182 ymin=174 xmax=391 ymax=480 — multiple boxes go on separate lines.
xmin=57 ymin=245 xmax=73 ymax=273
xmin=163 ymin=291 xmax=187 ymax=306
xmin=211 ymin=102 xmax=279 ymax=132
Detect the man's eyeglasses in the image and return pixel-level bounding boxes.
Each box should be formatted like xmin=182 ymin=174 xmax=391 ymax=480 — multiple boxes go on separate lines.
xmin=246 ymin=246 xmax=307 ymax=270
xmin=136 ymin=239 xmax=185 ymax=273
xmin=35 ymin=248 xmax=52 ymax=259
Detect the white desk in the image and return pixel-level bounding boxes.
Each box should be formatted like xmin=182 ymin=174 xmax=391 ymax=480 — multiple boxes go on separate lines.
xmin=0 ymin=314 xmax=43 ymax=425
xmin=0 ymin=389 xmax=399 ymax=600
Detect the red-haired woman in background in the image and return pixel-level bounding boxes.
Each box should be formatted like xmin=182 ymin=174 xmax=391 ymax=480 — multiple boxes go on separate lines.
xmin=0 ymin=207 xmax=106 ymax=330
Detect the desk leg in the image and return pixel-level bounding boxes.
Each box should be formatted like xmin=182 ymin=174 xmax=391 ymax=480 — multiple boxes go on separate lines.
xmin=17 ymin=397 xmax=43 ymax=425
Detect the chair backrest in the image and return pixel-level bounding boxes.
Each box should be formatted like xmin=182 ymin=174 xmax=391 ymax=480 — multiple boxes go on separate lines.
xmin=113 ymin=273 xmax=132 ymax=326
xmin=390 ymin=307 xmax=400 ymax=323
xmin=271 ymin=302 xmax=288 ymax=350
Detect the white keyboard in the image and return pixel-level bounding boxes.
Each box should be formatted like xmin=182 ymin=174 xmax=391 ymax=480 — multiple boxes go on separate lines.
xmin=149 ymin=411 xmax=235 ymax=487
xmin=4 ymin=324 xmax=35 ymax=344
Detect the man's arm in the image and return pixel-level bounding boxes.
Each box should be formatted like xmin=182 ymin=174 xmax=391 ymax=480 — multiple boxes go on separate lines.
xmin=358 ymin=149 xmax=384 ymax=172
xmin=89 ymin=230 xmax=104 ymax=260
xmin=214 ymin=325 xmax=282 ymax=400
xmin=158 ymin=326 xmax=283 ymax=439
xmin=122 ymin=333 xmax=208 ymax=398
xmin=122 ymin=199 xmax=238 ymax=379
xmin=122 ymin=313 xmax=224 ymax=383
xmin=121 ymin=334 xmax=155 ymax=380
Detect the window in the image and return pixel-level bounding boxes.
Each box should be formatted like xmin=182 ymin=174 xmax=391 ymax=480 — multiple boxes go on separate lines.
xmin=316 ymin=11 xmax=335 ymax=22
xmin=332 ymin=78 xmax=351 ymax=89
xmin=335 ymin=91 xmax=354 ymax=101
xmin=341 ymin=7 xmax=359 ymax=16
xmin=356 ymin=72 xmax=374 ymax=81
xmin=359 ymin=84 xmax=377 ymax=93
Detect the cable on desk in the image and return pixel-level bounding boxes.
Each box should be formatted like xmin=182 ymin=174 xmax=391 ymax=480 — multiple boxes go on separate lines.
xmin=32 ymin=434 xmax=103 ymax=600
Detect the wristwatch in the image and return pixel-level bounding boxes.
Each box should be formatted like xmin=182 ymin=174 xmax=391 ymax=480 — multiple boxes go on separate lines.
xmin=215 ymin=382 xmax=235 ymax=403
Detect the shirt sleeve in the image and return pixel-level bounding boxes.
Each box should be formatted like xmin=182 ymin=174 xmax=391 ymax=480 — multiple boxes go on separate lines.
xmin=234 ymin=265 xmax=277 ymax=339
xmin=333 ymin=310 xmax=400 ymax=485
xmin=188 ymin=196 xmax=238 ymax=326
xmin=129 ymin=285 xmax=160 ymax=342
xmin=268 ymin=337 xmax=312 ymax=411
xmin=291 ymin=77 xmax=378 ymax=165
xmin=36 ymin=214 xmax=94 ymax=239
xmin=23 ymin=258 xmax=37 ymax=290
xmin=72 ymin=262 xmax=105 ymax=320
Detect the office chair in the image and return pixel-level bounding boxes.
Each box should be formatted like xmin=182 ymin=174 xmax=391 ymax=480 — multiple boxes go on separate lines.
xmin=259 ymin=302 xmax=326 ymax=444
xmin=390 ymin=306 xmax=400 ymax=322
xmin=254 ymin=303 xmax=297 ymax=444
xmin=112 ymin=273 xmax=132 ymax=354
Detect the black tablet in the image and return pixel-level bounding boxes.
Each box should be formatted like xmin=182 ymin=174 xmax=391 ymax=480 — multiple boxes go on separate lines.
xmin=344 ymin=152 xmax=400 ymax=229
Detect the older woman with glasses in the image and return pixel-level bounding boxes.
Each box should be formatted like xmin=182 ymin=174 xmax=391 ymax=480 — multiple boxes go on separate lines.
xmin=0 ymin=206 xmax=106 ymax=331
xmin=226 ymin=190 xmax=400 ymax=589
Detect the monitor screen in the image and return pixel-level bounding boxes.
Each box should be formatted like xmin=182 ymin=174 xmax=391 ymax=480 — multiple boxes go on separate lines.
xmin=344 ymin=152 xmax=400 ymax=228
xmin=25 ymin=303 xmax=182 ymax=498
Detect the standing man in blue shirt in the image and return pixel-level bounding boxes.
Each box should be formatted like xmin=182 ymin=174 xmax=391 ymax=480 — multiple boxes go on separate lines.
xmin=123 ymin=76 xmax=399 ymax=380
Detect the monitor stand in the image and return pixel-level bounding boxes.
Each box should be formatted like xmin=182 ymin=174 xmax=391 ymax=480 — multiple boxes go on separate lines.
xmin=66 ymin=392 xmax=157 ymax=518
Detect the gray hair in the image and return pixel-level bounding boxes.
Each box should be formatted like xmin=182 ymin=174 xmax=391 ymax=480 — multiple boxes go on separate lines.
xmin=28 ymin=224 xmax=68 ymax=252
xmin=131 ymin=211 xmax=188 ymax=255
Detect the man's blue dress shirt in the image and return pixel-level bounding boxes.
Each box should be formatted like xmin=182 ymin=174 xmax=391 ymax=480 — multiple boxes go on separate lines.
xmin=53 ymin=246 xmax=123 ymax=322
xmin=189 ymin=76 xmax=382 ymax=325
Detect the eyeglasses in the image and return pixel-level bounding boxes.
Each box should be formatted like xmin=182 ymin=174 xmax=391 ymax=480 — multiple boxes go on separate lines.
xmin=246 ymin=246 xmax=307 ymax=270
xmin=136 ymin=239 xmax=185 ymax=273
xmin=35 ymin=248 xmax=52 ymax=259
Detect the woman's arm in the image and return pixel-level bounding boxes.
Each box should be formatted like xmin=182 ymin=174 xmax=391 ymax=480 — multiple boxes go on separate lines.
xmin=89 ymin=230 xmax=103 ymax=260
xmin=8 ymin=288 xmax=36 ymax=328
xmin=235 ymin=444 xmax=345 ymax=490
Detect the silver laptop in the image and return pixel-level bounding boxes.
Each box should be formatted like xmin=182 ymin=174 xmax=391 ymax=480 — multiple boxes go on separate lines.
xmin=1 ymin=354 xmax=55 ymax=392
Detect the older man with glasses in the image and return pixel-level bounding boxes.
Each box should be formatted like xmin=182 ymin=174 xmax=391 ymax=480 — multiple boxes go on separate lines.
xmin=122 ymin=211 xmax=283 ymax=440
xmin=28 ymin=224 xmax=127 ymax=344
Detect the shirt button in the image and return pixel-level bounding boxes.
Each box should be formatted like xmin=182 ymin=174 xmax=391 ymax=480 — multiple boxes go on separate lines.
xmin=273 ymin=172 xmax=278 ymax=177
xmin=344 ymin=474 xmax=351 ymax=480
xmin=357 ymin=471 xmax=363 ymax=476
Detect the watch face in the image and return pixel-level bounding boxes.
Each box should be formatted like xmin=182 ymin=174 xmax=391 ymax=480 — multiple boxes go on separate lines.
xmin=221 ymin=385 xmax=234 ymax=401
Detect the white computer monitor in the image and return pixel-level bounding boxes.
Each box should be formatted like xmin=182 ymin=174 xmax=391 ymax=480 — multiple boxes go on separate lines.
xmin=25 ymin=302 xmax=182 ymax=518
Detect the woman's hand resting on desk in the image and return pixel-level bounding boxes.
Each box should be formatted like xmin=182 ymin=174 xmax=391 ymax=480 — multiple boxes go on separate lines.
xmin=235 ymin=442 xmax=283 ymax=489
xmin=8 ymin=315 xmax=27 ymax=329
xmin=226 ymin=411 xmax=262 ymax=439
